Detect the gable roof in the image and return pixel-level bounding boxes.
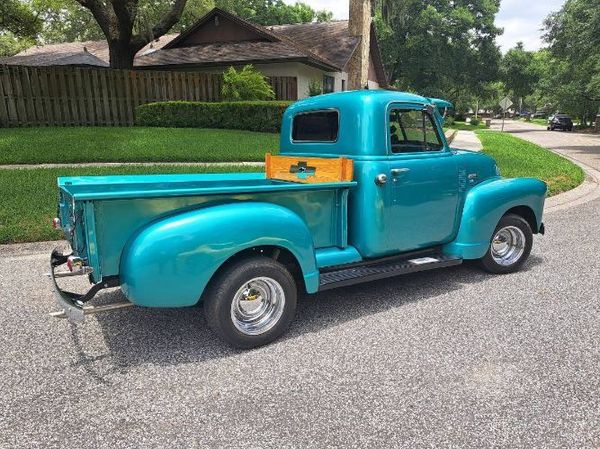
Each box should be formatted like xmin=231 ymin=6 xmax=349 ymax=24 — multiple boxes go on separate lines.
xmin=156 ymin=8 xmax=340 ymax=71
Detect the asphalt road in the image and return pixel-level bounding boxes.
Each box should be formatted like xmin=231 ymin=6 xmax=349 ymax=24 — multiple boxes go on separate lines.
xmin=1 ymin=123 xmax=599 ymax=448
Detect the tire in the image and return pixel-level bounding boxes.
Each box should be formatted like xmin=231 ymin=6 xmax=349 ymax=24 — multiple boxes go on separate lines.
xmin=479 ymin=214 xmax=533 ymax=274
xmin=203 ymin=255 xmax=297 ymax=349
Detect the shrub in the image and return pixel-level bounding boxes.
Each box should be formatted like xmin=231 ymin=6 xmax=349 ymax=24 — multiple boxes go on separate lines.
xmin=221 ymin=65 xmax=275 ymax=101
xmin=136 ymin=101 xmax=292 ymax=133
xmin=444 ymin=116 xmax=455 ymax=126
xmin=307 ymin=78 xmax=323 ymax=97
xmin=470 ymin=118 xmax=480 ymax=126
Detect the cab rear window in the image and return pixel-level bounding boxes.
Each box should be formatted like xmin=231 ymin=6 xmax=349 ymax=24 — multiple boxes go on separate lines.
xmin=292 ymin=110 xmax=339 ymax=142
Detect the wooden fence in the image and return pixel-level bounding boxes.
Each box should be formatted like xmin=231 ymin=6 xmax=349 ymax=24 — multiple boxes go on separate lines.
xmin=0 ymin=64 xmax=297 ymax=127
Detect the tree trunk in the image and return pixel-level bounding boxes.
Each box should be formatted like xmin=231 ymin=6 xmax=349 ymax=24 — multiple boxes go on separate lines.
xmin=108 ymin=41 xmax=137 ymax=69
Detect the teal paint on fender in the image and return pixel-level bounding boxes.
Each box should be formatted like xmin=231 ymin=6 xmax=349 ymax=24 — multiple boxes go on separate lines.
xmin=442 ymin=177 xmax=547 ymax=259
xmin=120 ymin=202 xmax=319 ymax=307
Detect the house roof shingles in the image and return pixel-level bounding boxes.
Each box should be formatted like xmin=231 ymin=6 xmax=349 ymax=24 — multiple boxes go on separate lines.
xmin=269 ymin=21 xmax=359 ymax=70
xmin=135 ymin=40 xmax=305 ymax=67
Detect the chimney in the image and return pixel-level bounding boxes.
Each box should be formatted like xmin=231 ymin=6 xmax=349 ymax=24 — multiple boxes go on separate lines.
xmin=347 ymin=0 xmax=372 ymax=90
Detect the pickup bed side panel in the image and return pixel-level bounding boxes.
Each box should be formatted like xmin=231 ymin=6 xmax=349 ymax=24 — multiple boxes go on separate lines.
xmin=443 ymin=177 xmax=547 ymax=259
xmin=120 ymin=202 xmax=319 ymax=308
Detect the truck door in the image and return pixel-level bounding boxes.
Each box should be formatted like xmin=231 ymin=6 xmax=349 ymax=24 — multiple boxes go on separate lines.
xmin=384 ymin=105 xmax=460 ymax=252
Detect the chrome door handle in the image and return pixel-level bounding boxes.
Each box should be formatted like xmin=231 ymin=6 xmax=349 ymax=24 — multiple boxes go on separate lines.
xmin=391 ymin=168 xmax=410 ymax=176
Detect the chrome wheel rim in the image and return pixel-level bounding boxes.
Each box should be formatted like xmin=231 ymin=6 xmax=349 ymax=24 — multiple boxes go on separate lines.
xmin=491 ymin=226 xmax=526 ymax=266
xmin=230 ymin=277 xmax=286 ymax=336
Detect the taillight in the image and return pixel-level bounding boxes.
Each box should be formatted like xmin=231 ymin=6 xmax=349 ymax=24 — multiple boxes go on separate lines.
xmin=66 ymin=256 xmax=83 ymax=272
xmin=52 ymin=217 xmax=61 ymax=229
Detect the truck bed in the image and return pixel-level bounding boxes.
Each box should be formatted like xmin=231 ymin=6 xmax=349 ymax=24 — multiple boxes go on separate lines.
xmin=57 ymin=172 xmax=356 ymax=282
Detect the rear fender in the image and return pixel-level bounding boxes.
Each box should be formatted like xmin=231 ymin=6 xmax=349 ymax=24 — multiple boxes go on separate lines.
xmin=120 ymin=202 xmax=318 ymax=307
xmin=443 ymin=177 xmax=547 ymax=259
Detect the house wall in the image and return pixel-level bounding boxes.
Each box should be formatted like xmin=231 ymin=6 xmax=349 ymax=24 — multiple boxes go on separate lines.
xmin=182 ymin=62 xmax=349 ymax=99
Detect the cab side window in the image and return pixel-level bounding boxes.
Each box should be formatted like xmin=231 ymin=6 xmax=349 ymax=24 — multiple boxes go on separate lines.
xmin=389 ymin=109 xmax=443 ymax=153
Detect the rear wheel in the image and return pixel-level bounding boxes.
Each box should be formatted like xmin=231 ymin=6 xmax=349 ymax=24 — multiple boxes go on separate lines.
xmin=479 ymin=214 xmax=533 ymax=274
xmin=203 ymin=255 xmax=297 ymax=349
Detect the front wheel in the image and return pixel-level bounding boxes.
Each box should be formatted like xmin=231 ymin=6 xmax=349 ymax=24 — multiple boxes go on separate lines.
xmin=203 ymin=255 xmax=297 ymax=349
xmin=479 ymin=214 xmax=533 ymax=274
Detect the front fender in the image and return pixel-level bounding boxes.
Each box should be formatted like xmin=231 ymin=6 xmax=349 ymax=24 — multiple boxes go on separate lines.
xmin=443 ymin=177 xmax=547 ymax=259
xmin=120 ymin=202 xmax=318 ymax=307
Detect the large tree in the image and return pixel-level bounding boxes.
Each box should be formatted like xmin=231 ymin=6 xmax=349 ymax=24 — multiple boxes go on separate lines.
xmin=71 ymin=0 xmax=195 ymax=68
xmin=374 ymin=0 xmax=502 ymax=105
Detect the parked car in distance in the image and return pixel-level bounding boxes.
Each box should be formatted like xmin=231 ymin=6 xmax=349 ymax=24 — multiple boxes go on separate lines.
xmin=532 ymin=112 xmax=547 ymax=119
xmin=548 ymin=113 xmax=573 ymax=131
xmin=49 ymin=90 xmax=548 ymax=349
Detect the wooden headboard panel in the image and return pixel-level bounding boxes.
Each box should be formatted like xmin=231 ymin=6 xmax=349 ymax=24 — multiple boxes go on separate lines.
xmin=265 ymin=154 xmax=354 ymax=183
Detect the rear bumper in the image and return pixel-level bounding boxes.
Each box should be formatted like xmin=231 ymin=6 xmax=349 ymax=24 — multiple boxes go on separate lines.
xmin=50 ymin=247 xmax=120 ymax=322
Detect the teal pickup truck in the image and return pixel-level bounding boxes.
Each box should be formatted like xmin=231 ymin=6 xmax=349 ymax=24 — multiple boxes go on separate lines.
xmin=50 ymin=90 xmax=547 ymax=348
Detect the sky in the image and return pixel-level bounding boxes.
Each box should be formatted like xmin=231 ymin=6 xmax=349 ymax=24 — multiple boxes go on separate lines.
xmin=284 ymin=0 xmax=567 ymax=52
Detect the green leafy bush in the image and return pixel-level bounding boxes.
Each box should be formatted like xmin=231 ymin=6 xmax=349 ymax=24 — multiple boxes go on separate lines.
xmin=136 ymin=101 xmax=292 ymax=132
xmin=307 ymin=78 xmax=323 ymax=97
xmin=444 ymin=116 xmax=455 ymax=126
xmin=470 ymin=118 xmax=480 ymax=126
xmin=222 ymin=65 xmax=275 ymax=101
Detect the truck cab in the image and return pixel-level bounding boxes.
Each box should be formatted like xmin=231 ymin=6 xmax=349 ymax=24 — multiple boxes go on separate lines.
xmin=50 ymin=90 xmax=547 ymax=349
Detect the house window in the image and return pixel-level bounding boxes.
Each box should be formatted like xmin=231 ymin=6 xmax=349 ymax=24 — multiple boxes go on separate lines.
xmin=323 ymin=75 xmax=335 ymax=93
xmin=292 ymin=110 xmax=339 ymax=142
xmin=341 ymin=79 xmax=346 ymax=91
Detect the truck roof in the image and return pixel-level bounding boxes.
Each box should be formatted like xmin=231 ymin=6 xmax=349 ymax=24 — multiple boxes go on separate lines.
xmin=280 ymin=90 xmax=448 ymax=158
xmin=288 ymin=90 xmax=432 ymax=112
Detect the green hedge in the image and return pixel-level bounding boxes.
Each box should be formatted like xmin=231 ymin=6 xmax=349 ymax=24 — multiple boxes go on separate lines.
xmin=136 ymin=101 xmax=292 ymax=133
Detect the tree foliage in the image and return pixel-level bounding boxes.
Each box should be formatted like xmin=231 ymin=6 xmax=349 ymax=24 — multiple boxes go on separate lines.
xmin=31 ymin=0 xmax=214 ymax=44
xmin=374 ymin=0 xmax=502 ymax=106
xmin=221 ymin=65 xmax=275 ymax=101
xmin=0 ymin=0 xmax=42 ymax=38
xmin=214 ymin=0 xmax=331 ymax=25
xmin=0 ymin=0 xmax=41 ymax=56
xmin=500 ymin=42 xmax=539 ymax=102
xmin=542 ymin=0 xmax=600 ymax=123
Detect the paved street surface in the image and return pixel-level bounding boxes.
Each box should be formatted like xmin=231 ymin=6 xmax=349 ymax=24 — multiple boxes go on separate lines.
xmin=1 ymin=123 xmax=600 ymax=448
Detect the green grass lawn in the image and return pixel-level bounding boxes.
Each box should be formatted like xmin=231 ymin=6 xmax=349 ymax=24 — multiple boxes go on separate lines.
xmin=0 ymin=127 xmax=280 ymax=164
xmin=476 ymin=130 xmax=584 ymax=196
xmin=0 ymin=165 xmax=262 ymax=244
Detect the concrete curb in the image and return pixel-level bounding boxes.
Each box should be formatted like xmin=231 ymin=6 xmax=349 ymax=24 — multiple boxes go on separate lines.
xmin=543 ymin=153 xmax=600 ymax=213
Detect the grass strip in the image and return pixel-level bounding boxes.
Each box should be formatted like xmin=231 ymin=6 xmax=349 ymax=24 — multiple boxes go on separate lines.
xmin=476 ymin=130 xmax=584 ymax=196
xmin=0 ymin=127 xmax=279 ymax=165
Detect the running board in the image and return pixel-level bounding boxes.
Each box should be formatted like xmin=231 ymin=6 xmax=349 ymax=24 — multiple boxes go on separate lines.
xmin=318 ymin=253 xmax=462 ymax=291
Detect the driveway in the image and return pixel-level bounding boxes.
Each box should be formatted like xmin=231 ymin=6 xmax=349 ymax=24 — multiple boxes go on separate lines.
xmin=1 ymin=128 xmax=600 ymax=447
